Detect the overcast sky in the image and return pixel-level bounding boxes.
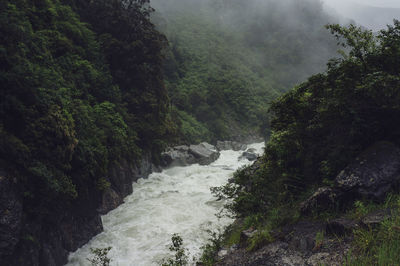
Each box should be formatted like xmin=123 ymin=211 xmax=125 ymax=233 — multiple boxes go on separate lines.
xmin=324 ymin=0 xmax=400 ymax=9
xmin=322 ymin=0 xmax=400 ymax=30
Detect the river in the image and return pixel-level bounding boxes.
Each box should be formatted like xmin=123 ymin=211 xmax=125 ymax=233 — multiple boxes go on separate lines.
xmin=66 ymin=142 xmax=264 ymax=266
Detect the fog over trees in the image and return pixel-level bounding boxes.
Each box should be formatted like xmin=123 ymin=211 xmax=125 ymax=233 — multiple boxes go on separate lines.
xmin=149 ymin=0 xmax=341 ymax=143
xmin=323 ymin=0 xmax=400 ymax=30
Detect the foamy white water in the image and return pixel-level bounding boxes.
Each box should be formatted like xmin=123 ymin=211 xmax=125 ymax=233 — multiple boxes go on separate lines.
xmin=66 ymin=143 xmax=264 ymax=266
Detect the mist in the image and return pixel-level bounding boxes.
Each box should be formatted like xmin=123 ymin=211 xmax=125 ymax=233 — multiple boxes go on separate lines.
xmin=150 ymin=0 xmax=341 ymax=89
xmin=323 ymin=0 xmax=400 ymax=31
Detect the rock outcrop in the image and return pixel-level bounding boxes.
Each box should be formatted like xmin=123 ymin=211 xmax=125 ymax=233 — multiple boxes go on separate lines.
xmin=219 ymin=142 xmax=400 ymax=266
xmin=335 ymin=141 xmax=400 ymax=200
xmin=161 ymin=142 xmax=220 ymax=167
xmin=301 ymin=141 xmax=400 ymax=215
xmin=218 ymin=221 xmax=350 ymax=266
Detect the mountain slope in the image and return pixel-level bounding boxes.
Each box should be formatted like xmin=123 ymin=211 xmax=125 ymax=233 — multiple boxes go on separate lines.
xmin=151 ymin=0 xmax=339 ymax=143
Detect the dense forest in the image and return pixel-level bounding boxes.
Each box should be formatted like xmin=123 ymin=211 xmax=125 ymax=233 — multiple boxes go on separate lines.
xmin=0 ymin=0 xmax=340 ymax=224
xmin=1 ymin=0 xmax=174 ymax=207
xmin=150 ymin=0 xmax=339 ymax=143
xmin=219 ymin=21 xmax=400 ymax=215
xmin=0 ymin=0 xmax=175 ymax=264
xmin=211 ymin=20 xmax=400 ymax=265
xmin=2 ymin=0 xmax=399 ymax=265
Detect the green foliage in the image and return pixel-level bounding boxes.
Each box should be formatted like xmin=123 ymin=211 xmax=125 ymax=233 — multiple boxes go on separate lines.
xmin=151 ymin=0 xmax=337 ymax=142
xmin=161 ymin=234 xmax=189 ymax=266
xmin=0 ymin=0 xmax=173 ymax=216
xmin=96 ymin=177 xmax=111 ymax=192
xmin=247 ymin=229 xmax=273 ymax=252
xmin=353 ymin=201 xmax=370 ymax=220
xmin=314 ymin=230 xmax=325 ymax=250
xmin=215 ymin=21 xmax=400 ymax=218
xmin=345 ymin=195 xmax=400 ymax=265
xmin=198 ymin=230 xmax=223 ymax=266
xmin=87 ymin=247 xmax=112 ymax=266
xmin=171 ymin=107 xmax=211 ymax=144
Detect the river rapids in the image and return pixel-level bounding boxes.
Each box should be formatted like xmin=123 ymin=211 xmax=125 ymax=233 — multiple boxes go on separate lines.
xmin=66 ymin=142 xmax=264 ymax=266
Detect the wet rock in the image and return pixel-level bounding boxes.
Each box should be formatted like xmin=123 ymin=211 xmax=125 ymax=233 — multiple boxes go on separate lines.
xmin=335 ymin=141 xmax=400 ymax=201
xmin=300 ymin=187 xmax=340 ymax=215
xmin=240 ymin=148 xmax=258 ymax=161
xmin=161 ymin=145 xmax=196 ymax=167
xmin=326 ymin=218 xmax=359 ymax=236
xmin=161 ymin=142 xmax=220 ymax=167
xmin=189 ymin=142 xmax=220 ymax=165
xmin=217 ymin=141 xmax=247 ymax=151
xmin=97 ymin=188 xmax=123 ymax=215
xmin=361 ymin=209 xmax=392 ymax=228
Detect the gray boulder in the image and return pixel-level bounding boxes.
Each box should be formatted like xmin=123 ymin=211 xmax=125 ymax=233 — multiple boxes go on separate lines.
xmin=335 ymin=141 xmax=400 ymax=200
xmin=301 ymin=141 xmax=400 ymax=215
xmin=161 ymin=142 xmax=220 ymax=167
xmin=189 ymin=142 xmax=220 ymax=165
xmin=161 ymin=145 xmax=196 ymax=167
xmin=240 ymin=148 xmax=258 ymax=161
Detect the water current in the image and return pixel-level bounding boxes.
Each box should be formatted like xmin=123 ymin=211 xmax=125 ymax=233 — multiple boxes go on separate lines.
xmin=67 ymin=142 xmax=264 ymax=266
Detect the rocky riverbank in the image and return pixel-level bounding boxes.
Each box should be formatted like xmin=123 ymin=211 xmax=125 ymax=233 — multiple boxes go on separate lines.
xmin=0 ymin=152 xmax=158 ymax=266
xmin=0 ymin=139 xmax=257 ymax=266
xmin=215 ymin=141 xmax=400 ymax=266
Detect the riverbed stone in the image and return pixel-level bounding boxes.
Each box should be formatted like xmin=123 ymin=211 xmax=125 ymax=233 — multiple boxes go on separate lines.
xmin=239 ymin=148 xmax=258 ymax=161
xmin=189 ymin=142 xmax=220 ymax=165
xmin=161 ymin=142 xmax=220 ymax=167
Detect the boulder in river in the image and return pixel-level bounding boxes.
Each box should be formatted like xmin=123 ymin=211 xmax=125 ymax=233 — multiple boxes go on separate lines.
xmin=239 ymin=148 xmax=258 ymax=161
xmin=161 ymin=146 xmax=196 ymax=167
xmin=189 ymin=142 xmax=220 ymax=165
xmin=161 ymin=142 xmax=220 ymax=167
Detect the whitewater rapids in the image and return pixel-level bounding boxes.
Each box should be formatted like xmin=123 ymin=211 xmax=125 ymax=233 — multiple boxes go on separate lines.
xmin=66 ymin=142 xmax=264 ymax=266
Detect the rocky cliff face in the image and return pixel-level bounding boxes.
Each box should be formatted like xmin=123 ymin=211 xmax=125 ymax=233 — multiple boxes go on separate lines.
xmin=0 ymin=153 xmax=158 ymax=266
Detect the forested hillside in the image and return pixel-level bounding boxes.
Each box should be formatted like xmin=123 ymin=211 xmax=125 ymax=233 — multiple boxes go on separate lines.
xmin=222 ymin=22 xmax=400 ymax=214
xmin=1 ymin=0 xmax=173 ymax=204
xmin=212 ymin=21 xmax=400 ymax=265
xmin=151 ymin=0 xmax=339 ymax=143
xmin=0 ymin=0 xmax=174 ymax=264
